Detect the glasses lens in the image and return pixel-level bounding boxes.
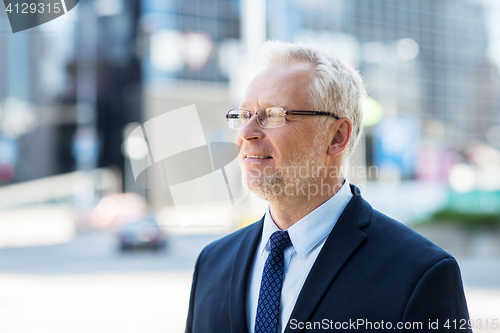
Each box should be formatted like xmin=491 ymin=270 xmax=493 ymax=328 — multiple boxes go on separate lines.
xmin=227 ymin=110 xmax=250 ymax=129
xmin=259 ymin=108 xmax=285 ymax=128
xmin=227 ymin=108 xmax=286 ymax=129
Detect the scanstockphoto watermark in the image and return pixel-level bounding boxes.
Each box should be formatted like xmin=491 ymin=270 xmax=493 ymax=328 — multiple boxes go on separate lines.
xmin=3 ymin=0 xmax=79 ymax=33
xmin=288 ymin=319 xmax=424 ymax=330
xmin=126 ymin=105 xmax=248 ymax=226
xmin=245 ymin=163 xmax=378 ymax=199
xmin=289 ymin=318 xmax=492 ymax=330
xmin=247 ymin=163 xmax=379 ymax=181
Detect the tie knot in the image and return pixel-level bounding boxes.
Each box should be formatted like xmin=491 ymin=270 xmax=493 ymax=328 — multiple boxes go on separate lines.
xmin=269 ymin=230 xmax=292 ymax=253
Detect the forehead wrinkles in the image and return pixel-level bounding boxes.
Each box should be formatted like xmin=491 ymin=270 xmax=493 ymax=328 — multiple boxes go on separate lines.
xmin=241 ymin=63 xmax=315 ymax=109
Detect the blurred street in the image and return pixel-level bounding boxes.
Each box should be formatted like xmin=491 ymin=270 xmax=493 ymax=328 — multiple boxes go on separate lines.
xmin=0 ymin=230 xmax=499 ymax=332
xmin=0 ymin=231 xmax=222 ymax=333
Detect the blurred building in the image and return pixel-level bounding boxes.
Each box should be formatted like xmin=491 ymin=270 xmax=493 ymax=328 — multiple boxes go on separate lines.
xmin=142 ymin=0 xmax=239 ymax=83
xmin=139 ymin=0 xmax=241 ymax=208
xmin=265 ymin=0 xmax=500 ymax=180
xmin=0 ymin=0 xmax=142 ymax=187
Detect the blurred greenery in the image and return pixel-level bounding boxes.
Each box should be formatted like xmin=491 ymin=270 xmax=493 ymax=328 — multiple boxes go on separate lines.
xmin=422 ymin=209 xmax=500 ymax=230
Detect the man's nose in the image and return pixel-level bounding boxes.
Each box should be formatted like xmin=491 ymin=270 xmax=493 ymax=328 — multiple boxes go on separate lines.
xmin=237 ymin=114 xmax=264 ymax=142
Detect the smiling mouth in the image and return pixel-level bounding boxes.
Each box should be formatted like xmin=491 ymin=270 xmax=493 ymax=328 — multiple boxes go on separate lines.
xmin=245 ymin=155 xmax=272 ymax=159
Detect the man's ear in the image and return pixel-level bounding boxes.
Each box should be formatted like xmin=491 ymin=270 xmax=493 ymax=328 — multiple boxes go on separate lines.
xmin=327 ymin=118 xmax=352 ymax=157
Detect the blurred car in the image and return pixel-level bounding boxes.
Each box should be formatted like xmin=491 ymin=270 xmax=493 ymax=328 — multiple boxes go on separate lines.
xmin=117 ymin=217 xmax=166 ymax=251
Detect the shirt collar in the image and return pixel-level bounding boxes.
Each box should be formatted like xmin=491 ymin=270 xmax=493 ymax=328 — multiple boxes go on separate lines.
xmin=260 ymin=180 xmax=353 ymax=259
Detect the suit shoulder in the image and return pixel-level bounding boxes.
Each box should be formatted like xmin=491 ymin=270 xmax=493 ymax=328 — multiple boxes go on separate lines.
xmin=367 ymin=209 xmax=453 ymax=264
xmin=202 ymin=220 xmax=261 ymax=255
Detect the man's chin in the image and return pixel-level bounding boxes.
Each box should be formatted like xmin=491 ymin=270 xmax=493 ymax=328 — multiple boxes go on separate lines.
xmin=242 ymin=175 xmax=266 ymax=192
xmin=242 ymin=175 xmax=287 ymax=202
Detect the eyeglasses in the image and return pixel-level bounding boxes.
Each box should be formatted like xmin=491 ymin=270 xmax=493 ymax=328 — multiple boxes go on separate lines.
xmin=225 ymin=107 xmax=340 ymax=129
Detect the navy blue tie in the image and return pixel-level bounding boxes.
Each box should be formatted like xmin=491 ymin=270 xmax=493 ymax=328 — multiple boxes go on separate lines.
xmin=255 ymin=230 xmax=292 ymax=333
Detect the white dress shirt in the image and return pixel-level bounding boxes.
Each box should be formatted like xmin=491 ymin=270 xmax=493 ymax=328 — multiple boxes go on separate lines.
xmin=246 ymin=180 xmax=353 ymax=333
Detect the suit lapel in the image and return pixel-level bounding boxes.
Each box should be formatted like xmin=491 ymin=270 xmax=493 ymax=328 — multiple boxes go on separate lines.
xmin=284 ymin=185 xmax=372 ymax=333
xmin=229 ymin=217 xmax=264 ymax=333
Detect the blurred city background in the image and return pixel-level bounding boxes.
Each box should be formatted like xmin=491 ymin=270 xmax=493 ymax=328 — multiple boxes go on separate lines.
xmin=1 ymin=0 xmax=500 ymax=331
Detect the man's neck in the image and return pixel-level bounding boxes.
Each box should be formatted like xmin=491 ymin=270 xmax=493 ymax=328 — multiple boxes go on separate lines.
xmin=268 ymin=178 xmax=345 ymax=230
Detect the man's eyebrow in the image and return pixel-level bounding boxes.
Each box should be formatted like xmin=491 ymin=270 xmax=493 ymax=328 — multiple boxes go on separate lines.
xmin=268 ymin=102 xmax=286 ymax=108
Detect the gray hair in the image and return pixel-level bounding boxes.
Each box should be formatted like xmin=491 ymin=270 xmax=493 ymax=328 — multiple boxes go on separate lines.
xmin=258 ymin=40 xmax=366 ymax=162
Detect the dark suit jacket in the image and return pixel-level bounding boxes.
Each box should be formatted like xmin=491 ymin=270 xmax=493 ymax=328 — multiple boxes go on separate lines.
xmin=186 ymin=185 xmax=471 ymax=332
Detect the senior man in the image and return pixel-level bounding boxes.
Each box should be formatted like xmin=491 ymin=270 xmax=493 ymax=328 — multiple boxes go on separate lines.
xmin=185 ymin=41 xmax=470 ymax=333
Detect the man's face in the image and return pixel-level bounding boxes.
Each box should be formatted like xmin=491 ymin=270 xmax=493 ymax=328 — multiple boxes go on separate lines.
xmin=236 ymin=62 xmax=331 ymax=202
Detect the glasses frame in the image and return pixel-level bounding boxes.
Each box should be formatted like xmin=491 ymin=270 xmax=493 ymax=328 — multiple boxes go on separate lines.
xmin=225 ymin=108 xmax=340 ymax=129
